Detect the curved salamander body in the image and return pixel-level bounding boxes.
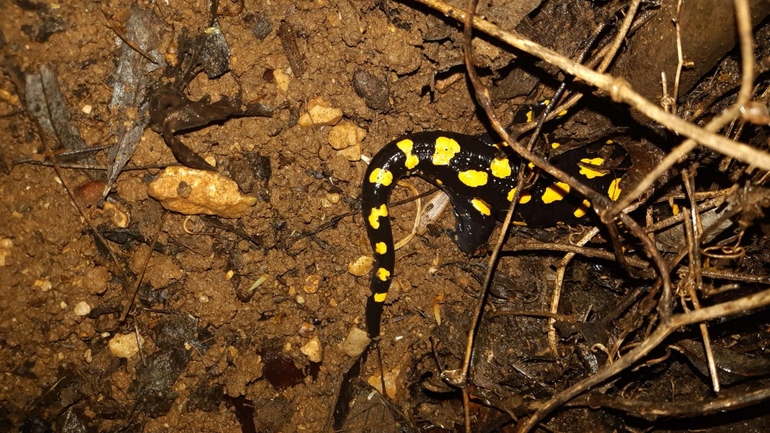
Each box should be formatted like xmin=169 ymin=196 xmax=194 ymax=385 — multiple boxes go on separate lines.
xmin=362 ymin=131 xmax=627 ymax=338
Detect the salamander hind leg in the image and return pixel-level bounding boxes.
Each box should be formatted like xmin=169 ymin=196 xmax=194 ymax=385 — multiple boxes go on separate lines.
xmin=447 ymin=196 xmax=497 ymax=254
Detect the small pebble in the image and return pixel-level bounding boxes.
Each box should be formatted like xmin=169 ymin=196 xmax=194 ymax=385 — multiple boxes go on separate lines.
xmin=250 ymin=12 xmax=273 ymax=40
xmin=81 ymin=267 xmax=109 ymax=295
xmin=0 ymin=238 xmax=12 ymax=267
xmin=328 ymin=120 xmax=367 ymax=150
xmin=273 ymin=69 xmax=291 ymax=92
xmin=34 ymin=279 xmax=52 ymax=292
xmin=352 ymin=70 xmax=390 ymax=112
xmin=74 ymin=301 xmax=91 ymax=316
xmin=302 ymin=274 xmax=321 ymax=294
xmin=103 ymin=202 xmax=130 ymax=228
xmin=338 ymin=143 xmax=362 ymax=162
xmin=108 ymin=333 xmax=143 ymax=358
xmin=348 ymin=255 xmax=375 ymax=277
xmin=298 ymin=322 xmax=316 ymax=337
xmin=300 ymin=336 xmax=323 ymax=363
xmin=326 ymin=193 xmax=340 ymax=204
xmin=341 ymin=327 xmax=371 ymax=357
xmin=298 ymin=97 xmax=342 ymax=126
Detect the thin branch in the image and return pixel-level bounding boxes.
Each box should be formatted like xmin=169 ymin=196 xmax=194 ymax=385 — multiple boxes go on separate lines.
xmin=413 ymin=0 xmax=770 ymax=171
xmin=518 ymin=286 xmax=770 ymax=432
xmin=120 ymin=212 xmax=168 ymax=322
xmin=568 ymin=386 xmax=770 ymax=420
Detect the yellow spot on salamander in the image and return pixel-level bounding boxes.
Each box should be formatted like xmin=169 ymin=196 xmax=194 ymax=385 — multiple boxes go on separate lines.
xmin=435 ymin=179 xmax=443 ymax=185
xmin=432 ymin=136 xmax=460 ymax=166
xmin=368 ymin=168 xmax=393 ymax=186
xmin=506 ymin=188 xmax=531 ymax=204
xmin=375 ymin=242 xmax=387 ymax=255
xmin=526 ymin=110 xmax=534 ymax=123
xmin=377 ymin=268 xmax=391 ymax=281
xmin=490 ymin=158 xmax=511 ymax=178
xmin=368 ymin=204 xmax=388 ymax=229
xmin=606 ymin=139 xmax=614 ymax=144
xmin=558 ymin=109 xmax=568 ymax=116
xmin=513 ymin=221 xmax=527 ymax=227
xmin=579 ymin=157 xmax=607 ymax=179
xmin=396 ymin=139 xmax=420 ymax=169
xmin=608 ymin=178 xmax=622 ymax=201
xmin=551 ymin=142 xmax=561 ymax=149
xmin=528 ymin=162 xmax=535 ymax=169
xmin=668 ymin=199 xmax=680 ymax=216
xmin=374 ymin=292 xmax=387 ymax=302
xmin=574 ymin=199 xmax=591 ymax=218
xmin=458 ymin=170 xmax=488 ymax=187
xmin=471 ymin=198 xmax=491 ymax=216
xmin=542 ymin=182 xmax=570 ymax=204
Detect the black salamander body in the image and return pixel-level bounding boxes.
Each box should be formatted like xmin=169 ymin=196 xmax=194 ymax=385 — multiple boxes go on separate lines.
xmin=362 ymin=131 xmax=627 ymax=338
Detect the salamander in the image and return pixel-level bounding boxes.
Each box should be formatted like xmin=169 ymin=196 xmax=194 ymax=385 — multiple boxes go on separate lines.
xmin=361 ymin=131 xmax=628 ymax=338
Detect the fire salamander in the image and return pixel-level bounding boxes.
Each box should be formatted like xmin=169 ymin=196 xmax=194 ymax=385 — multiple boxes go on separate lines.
xmin=362 ymin=131 xmax=628 ymax=338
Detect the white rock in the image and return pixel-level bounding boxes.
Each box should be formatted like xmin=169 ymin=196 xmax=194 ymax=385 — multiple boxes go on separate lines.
xmin=73 ymin=301 xmax=91 ymax=316
xmin=341 ymin=327 xmax=371 ymax=357
xmin=108 ymin=333 xmax=143 ymax=358
xmin=300 ymin=336 xmax=323 ymax=363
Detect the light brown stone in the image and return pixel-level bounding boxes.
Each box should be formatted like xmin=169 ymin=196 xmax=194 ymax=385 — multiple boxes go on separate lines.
xmin=328 ymin=120 xmax=366 ymax=150
xmin=148 ymin=166 xmax=256 ymax=218
xmin=298 ymin=97 xmax=343 ymax=126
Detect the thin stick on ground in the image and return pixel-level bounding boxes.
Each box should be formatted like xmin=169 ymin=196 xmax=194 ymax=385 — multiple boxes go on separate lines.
xmin=518 ymin=286 xmax=770 ymax=432
xmin=120 ymin=212 xmax=168 ymax=322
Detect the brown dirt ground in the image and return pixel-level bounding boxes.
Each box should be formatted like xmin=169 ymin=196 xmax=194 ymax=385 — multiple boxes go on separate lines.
xmin=1 ymin=1 xmax=495 ymax=431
